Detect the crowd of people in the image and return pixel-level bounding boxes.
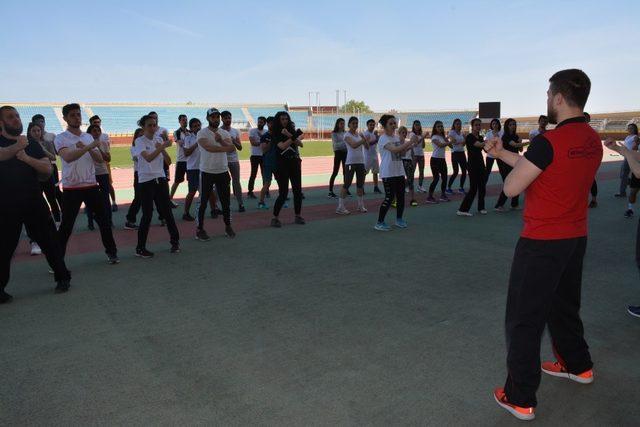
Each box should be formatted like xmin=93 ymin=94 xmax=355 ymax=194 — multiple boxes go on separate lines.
xmin=0 ymin=68 xmax=638 ymax=421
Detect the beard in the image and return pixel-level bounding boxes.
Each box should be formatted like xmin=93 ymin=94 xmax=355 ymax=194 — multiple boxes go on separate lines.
xmin=4 ymin=123 xmax=23 ymax=137
xmin=547 ymin=104 xmax=558 ymax=125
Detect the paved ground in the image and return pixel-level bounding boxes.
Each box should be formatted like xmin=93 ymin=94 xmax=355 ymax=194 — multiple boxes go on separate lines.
xmin=1 ymin=160 xmax=639 ymax=425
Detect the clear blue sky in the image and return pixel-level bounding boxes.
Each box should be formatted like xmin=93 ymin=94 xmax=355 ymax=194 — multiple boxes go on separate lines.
xmin=1 ymin=0 xmax=638 ymax=116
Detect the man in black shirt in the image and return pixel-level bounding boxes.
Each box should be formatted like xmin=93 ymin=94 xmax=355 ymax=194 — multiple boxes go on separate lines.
xmin=0 ymin=106 xmax=71 ymax=303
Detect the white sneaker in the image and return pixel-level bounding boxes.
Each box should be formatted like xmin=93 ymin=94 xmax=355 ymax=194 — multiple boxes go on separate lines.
xmin=357 ymin=206 xmax=368 ymax=213
xmin=456 ymin=211 xmax=473 ymax=217
xmin=30 ymin=242 xmax=42 ymax=256
xmin=336 ymin=207 xmax=351 ymax=215
xmin=479 ymin=210 xmax=488 ymax=215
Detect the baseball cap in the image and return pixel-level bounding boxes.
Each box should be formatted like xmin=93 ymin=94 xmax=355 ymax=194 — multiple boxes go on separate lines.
xmin=206 ymin=107 xmax=220 ymax=117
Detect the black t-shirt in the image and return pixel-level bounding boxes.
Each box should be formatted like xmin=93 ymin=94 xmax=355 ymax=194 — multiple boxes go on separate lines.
xmin=502 ymin=133 xmax=521 ymax=154
xmin=524 ymin=135 xmax=554 ymax=170
xmin=465 ymin=133 xmax=485 ymax=164
xmin=0 ymin=135 xmax=47 ymax=202
xmin=273 ymin=132 xmax=300 ymax=161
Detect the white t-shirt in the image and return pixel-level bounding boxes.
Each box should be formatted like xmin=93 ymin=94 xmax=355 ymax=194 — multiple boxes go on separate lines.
xmin=54 ymin=130 xmax=98 ymax=189
xmin=183 ymin=133 xmax=200 ymax=170
xmin=197 ymin=127 xmax=230 ymax=174
xmin=332 ymin=131 xmax=347 ymax=151
xmin=130 ymin=146 xmax=138 ymax=172
xmin=485 ymin=130 xmax=503 ymax=159
xmin=624 ymin=134 xmax=639 ymax=150
xmin=249 ymin=127 xmax=265 ymax=157
xmin=411 ymin=132 xmax=425 ymax=156
xmin=401 ymin=140 xmax=413 ymax=160
xmin=363 ymin=130 xmax=379 ymax=163
xmin=133 ymin=135 xmax=167 ymax=183
xmin=431 ymin=135 xmax=447 ymax=159
xmin=94 ymin=134 xmax=111 ymax=176
xmin=379 ymin=134 xmax=405 ymax=179
xmin=448 ymin=130 xmax=465 ymax=153
xmin=224 ymin=127 xmax=240 ymax=163
xmin=173 ymin=128 xmax=188 ymax=162
xmin=345 ymin=132 xmax=365 ymax=165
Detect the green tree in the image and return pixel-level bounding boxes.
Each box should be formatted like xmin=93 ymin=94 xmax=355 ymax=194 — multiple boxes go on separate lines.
xmin=341 ymin=100 xmax=372 ymax=113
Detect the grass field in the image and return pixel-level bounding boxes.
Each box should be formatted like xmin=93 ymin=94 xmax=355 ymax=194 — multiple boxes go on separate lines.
xmin=2 ymin=163 xmax=639 ymax=425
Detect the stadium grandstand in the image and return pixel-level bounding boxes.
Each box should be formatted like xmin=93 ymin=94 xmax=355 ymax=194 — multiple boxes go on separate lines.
xmin=9 ymin=103 xmax=640 ymax=141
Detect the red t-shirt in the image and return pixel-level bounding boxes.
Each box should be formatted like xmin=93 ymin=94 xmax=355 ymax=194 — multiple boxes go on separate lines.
xmin=521 ymin=116 xmax=602 ymax=240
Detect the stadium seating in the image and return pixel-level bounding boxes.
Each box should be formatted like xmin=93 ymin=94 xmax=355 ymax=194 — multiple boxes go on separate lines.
xmin=14 ymin=105 xmax=64 ymax=133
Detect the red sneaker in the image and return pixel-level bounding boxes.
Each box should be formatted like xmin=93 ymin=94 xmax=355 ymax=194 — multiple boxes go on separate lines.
xmin=541 ymin=361 xmax=594 ymax=384
xmin=493 ymin=387 xmax=535 ymax=421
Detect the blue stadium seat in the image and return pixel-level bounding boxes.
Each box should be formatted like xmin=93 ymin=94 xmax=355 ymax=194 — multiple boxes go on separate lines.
xmin=14 ymin=105 xmax=63 ymax=133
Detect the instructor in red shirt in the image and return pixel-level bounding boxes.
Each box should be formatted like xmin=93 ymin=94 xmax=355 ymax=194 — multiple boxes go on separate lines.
xmin=485 ymin=69 xmax=602 ymax=421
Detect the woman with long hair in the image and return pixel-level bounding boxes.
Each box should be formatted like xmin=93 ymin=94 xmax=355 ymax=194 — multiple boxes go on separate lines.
xmin=426 ymin=120 xmax=450 ymax=203
xmin=328 ymin=118 xmax=347 ymax=198
xmin=336 ymin=116 xmax=369 ymax=214
xmin=457 ymin=118 xmax=487 ymax=216
xmin=494 ymin=118 xmax=528 ymax=211
xmin=271 ymin=111 xmax=305 ymax=227
xmin=399 ymin=126 xmax=418 ymax=207
xmin=410 ymin=120 xmax=426 ymax=193
xmin=27 ymin=122 xmax=61 ymax=223
xmin=374 ymin=115 xmax=416 ymax=231
xmin=447 ymin=118 xmax=467 ymax=194
xmin=125 ymin=128 xmax=145 ymax=229
xmin=485 ymin=118 xmax=502 ymax=182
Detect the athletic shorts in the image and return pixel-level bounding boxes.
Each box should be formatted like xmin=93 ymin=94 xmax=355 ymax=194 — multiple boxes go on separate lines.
xmin=344 ymin=163 xmax=366 ymax=189
xmin=175 ymin=161 xmax=187 ymax=183
xmin=186 ymin=169 xmax=200 ymax=193
xmin=365 ymin=155 xmax=379 ymax=174
xmin=630 ymin=173 xmax=640 ymax=189
xmin=403 ymin=159 xmax=415 ymax=190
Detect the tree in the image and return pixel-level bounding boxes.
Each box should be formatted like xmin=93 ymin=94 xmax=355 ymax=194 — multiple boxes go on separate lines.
xmin=341 ymin=100 xmax=372 ymax=114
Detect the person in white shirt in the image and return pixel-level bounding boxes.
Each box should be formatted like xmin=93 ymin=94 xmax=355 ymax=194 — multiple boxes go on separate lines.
xmin=248 ymin=116 xmax=267 ymax=199
xmin=426 ymin=120 xmax=451 ymax=204
xmin=31 ymin=114 xmax=63 ymax=215
xmin=89 ymin=115 xmax=118 ymax=212
xmin=125 ymin=129 xmax=145 ymax=229
xmin=447 ymin=118 xmax=468 ymax=194
xmin=132 ymin=115 xmax=180 ymax=258
xmin=485 ymin=118 xmax=503 ymax=181
xmin=528 ymin=114 xmax=549 ymax=141
xmin=336 ymin=116 xmax=369 ymax=215
xmin=221 ymin=110 xmax=245 ymax=212
xmin=399 ymin=126 xmax=417 ymax=207
xmin=329 ymin=119 xmax=348 ymax=198
xmin=148 ymin=111 xmax=173 ymax=220
xmin=85 ymin=124 xmax=113 ymax=229
xmin=410 ymin=120 xmax=426 ymax=193
xmin=169 ymin=114 xmax=189 ymax=205
xmin=621 ymin=124 xmax=640 ymax=217
xmin=363 ymin=119 xmax=381 ymax=194
xmin=182 ymin=117 xmax=216 ymax=221
xmin=196 ymin=108 xmax=237 ymax=240
xmin=374 ymin=115 xmax=416 ymax=231
xmin=54 ymin=103 xmax=118 ymax=264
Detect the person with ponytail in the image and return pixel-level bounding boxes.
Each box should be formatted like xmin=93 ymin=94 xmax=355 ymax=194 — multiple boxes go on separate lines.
xmin=426 ymin=120 xmax=450 ymax=203
xmin=328 ymin=118 xmax=347 ymax=198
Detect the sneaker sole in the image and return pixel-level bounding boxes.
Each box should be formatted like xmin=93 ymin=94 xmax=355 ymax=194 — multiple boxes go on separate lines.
xmin=195 ymin=237 xmax=211 ymax=242
xmin=336 ymin=211 xmax=351 ymax=215
xmin=493 ymin=393 xmax=535 ymax=421
xmin=374 ymin=226 xmax=391 ymax=231
xmin=628 ymin=308 xmax=640 ymax=318
xmin=135 ymin=254 xmax=153 ymax=259
xmin=541 ymin=367 xmax=594 ymax=384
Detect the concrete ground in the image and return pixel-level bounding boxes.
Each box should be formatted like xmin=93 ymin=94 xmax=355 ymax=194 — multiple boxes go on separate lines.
xmin=1 ymin=161 xmax=639 ymax=425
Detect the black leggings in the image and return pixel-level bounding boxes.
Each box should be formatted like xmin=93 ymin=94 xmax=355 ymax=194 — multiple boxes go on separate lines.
xmin=41 ymin=179 xmax=61 ymax=222
xmin=495 ymin=159 xmax=520 ymax=208
xmin=329 ymin=150 xmax=347 ymax=192
xmin=414 ymin=155 xmax=425 ymax=187
xmin=274 ymin=157 xmax=303 ymax=217
xmin=86 ymin=174 xmax=112 ymax=225
xmin=591 ymin=180 xmax=597 ymax=198
xmin=429 ymin=157 xmax=448 ymax=196
xmin=378 ymin=176 xmax=405 ymax=223
xmin=248 ymin=155 xmax=263 ymax=193
xmin=137 ymin=178 xmax=179 ymax=250
xmin=485 ymin=157 xmax=495 ymax=183
xmin=448 ymin=151 xmax=467 ymax=189
xmin=198 ymin=171 xmax=231 ymax=228
xmin=459 ymin=162 xmax=487 ymax=212
xmin=126 ymin=171 xmax=162 ymax=223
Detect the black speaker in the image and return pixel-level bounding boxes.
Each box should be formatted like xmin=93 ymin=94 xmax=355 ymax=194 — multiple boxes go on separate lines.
xmin=479 ymin=102 xmax=501 ymax=119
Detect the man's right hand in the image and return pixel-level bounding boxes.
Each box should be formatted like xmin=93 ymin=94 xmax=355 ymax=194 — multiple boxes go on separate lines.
xmin=16 ymin=135 xmax=28 ymax=151
xmin=214 ymin=131 xmax=223 ymax=144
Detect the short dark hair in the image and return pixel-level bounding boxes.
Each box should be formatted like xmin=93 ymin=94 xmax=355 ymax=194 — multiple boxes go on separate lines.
xmin=257 ymin=116 xmax=267 ymax=122
xmin=138 ymin=114 xmax=156 ymax=127
xmin=379 ymin=114 xmax=396 ymax=127
xmin=583 ymin=112 xmax=591 ymax=123
xmin=538 ymin=115 xmax=548 ymax=122
xmin=32 ymin=114 xmax=45 ymax=122
xmin=148 ymin=111 xmax=157 ymax=116
xmin=188 ymin=118 xmax=201 ymax=129
xmin=629 ymin=124 xmax=639 ymax=135
xmin=87 ymin=124 xmax=101 ymax=134
xmin=470 ymin=118 xmax=482 ymax=126
xmin=89 ymin=115 xmax=101 ymax=123
xmin=266 ymin=116 xmax=275 ymax=124
xmin=366 ymin=119 xmax=375 ymax=125
xmin=221 ymin=110 xmax=232 ymax=118
xmin=62 ymin=103 xmax=81 ymax=117
xmin=178 ymin=114 xmax=187 ymax=121
xmin=549 ymin=69 xmax=591 ymax=109
xmin=0 ymin=105 xmax=17 ymax=119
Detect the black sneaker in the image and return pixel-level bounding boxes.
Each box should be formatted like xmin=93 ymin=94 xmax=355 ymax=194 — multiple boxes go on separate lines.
xmin=625 ymin=209 xmax=634 ymax=218
xmin=135 ymin=248 xmax=154 ymax=259
xmin=295 ymin=216 xmax=306 ymax=225
xmin=111 ymin=204 xmax=118 ymax=212
xmin=210 ymin=211 xmax=218 ymax=219
xmin=628 ymin=306 xmax=640 ymax=318
xmin=615 ymin=193 xmax=627 ymax=198
xmin=196 ymin=229 xmax=210 ymax=241
xmin=88 ymin=222 xmax=95 ymax=231
xmin=170 ymin=244 xmax=180 ymax=254
xmin=238 ymin=205 xmax=246 ymax=213
xmin=170 ymin=200 xmax=179 ymax=208
xmin=373 ymin=186 xmax=382 ymax=194
xmin=54 ymin=280 xmax=71 ymax=294
xmin=346 ymin=190 xmax=353 ymax=197
xmin=0 ymin=290 xmax=13 ymax=304
xmin=328 ymin=192 xmax=337 ymax=199
xmin=124 ymin=221 xmax=138 ymax=230
xmin=248 ymin=192 xmax=257 ymax=199
xmin=271 ymin=218 xmax=282 ymax=228
xmin=159 ymin=219 xmax=167 ymax=226
xmin=108 ymin=254 xmax=120 ymax=264
xmin=225 ymin=225 xmax=236 ymax=238
xmin=182 ymin=213 xmax=195 ymax=222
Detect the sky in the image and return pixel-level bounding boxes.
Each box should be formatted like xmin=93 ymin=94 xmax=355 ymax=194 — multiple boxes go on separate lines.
xmin=1 ymin=0 xmax=638 ymax=116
